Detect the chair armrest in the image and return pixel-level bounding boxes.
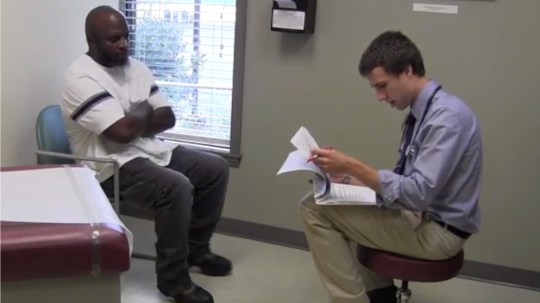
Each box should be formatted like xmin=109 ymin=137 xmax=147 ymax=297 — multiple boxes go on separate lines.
xmin=35 ymin=150 xmax=121 ymax=214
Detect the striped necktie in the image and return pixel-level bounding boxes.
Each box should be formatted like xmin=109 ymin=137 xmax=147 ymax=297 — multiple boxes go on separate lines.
xmin=394 ymin=113 xmax=416 ymax=175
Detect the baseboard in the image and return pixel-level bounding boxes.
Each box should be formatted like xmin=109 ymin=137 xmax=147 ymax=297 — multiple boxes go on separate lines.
xmin=216 ymin=217 xmax=540 ymax=291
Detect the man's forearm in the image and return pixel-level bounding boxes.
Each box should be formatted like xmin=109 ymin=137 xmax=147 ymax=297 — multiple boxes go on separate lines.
xmin=142 ymin=107 xmax=176 ymax=137
xmin=102 ymin=102 xmax=153 ymax=144
xmin=345 ymin=158 xmax=381 ymax=193
xmin=126 ymin=101 xmax=153 ymax=135
xmin=143 ymin=117 xmax=173 ymax=137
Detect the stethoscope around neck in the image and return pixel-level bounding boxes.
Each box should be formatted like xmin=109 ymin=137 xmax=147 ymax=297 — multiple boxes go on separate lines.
xmin=399 ymin=85 xmax=442 ymax=158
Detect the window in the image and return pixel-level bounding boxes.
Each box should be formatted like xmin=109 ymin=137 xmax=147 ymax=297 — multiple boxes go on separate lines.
xmin=121 ymin=0 xmax=246 ymax=166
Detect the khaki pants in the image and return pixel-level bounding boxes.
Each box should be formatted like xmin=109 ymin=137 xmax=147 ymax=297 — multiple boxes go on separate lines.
xmin=299 ymin=196 xmax=465 ymax=303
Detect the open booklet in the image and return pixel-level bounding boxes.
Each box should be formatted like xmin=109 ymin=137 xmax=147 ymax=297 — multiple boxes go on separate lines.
xmin=277 ymin=126 xmax=377 ymax=206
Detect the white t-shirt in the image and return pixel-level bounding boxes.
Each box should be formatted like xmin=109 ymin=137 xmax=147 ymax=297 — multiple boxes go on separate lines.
xmin=61 ymin=55 xmax=178 ymax=182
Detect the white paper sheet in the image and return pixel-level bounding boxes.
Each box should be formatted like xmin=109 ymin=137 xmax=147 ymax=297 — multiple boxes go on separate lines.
xmin=413 ymin=3 xmax=458 ymax=14
xmin=272 ymin=10 xmax=306 ymax=31
xmin=277 ymin=150 xmax=328 ymax=197
xmin=290 ymin=126 xmax=320 ymax=158
xmin=277 ymin=150 xmax=322 ymax=176
xmin=1 ymin=166 xmax=133 ymax=252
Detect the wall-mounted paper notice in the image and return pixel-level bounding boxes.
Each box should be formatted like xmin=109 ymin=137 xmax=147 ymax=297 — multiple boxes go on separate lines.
xmin=413 ymin=3 xmax=458 ymax=14
xmin=272 ymin=10 xmax=305 ymax=30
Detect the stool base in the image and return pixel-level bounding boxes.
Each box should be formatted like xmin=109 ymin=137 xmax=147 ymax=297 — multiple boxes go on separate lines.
xmin=397 ymin=280 xmax=412 ymax=303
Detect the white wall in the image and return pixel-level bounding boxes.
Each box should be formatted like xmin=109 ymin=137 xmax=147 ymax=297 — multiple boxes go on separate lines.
xmin=0 ymin=2 xmax=3 ymax=162
xmin=1 ymin=0 xmax=118 ymax=166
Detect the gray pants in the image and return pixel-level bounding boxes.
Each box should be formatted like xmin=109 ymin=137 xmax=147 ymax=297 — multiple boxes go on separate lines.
xmin=299 ymin=196 xmax=465 ymax=303
xmin=101 ymin=145 xmax=229 ymax=289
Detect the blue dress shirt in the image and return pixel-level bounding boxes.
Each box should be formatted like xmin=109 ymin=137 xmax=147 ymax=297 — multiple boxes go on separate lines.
xmin=377 ymin=80 xmax=482 ymax=233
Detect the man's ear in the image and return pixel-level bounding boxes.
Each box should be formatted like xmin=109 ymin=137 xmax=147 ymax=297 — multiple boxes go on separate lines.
xmin=404 ymin=65 xmax=413 ymax=76
xmin=87 ymin=34 xmax=97 ymax=46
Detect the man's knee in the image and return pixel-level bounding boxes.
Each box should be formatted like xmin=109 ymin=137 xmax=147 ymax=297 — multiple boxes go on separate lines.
xmin=298 ymin=194 xmax=318 ymax=221
xmin=299 ymin=194 xmax=315 ymax=208
xmin=154 ymin=171 xmax=194 ymax=206
xmin=208 ymin=153 xmax=229 ymax=176
xmin=299 ymin=195 xmax=344 ymax=228
xmin=199 ymin=153 xmax=229 ymax=182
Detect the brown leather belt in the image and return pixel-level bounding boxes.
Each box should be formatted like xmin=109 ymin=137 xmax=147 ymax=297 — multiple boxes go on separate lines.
xmin=432 ymin=220 xmax=471 ymax=240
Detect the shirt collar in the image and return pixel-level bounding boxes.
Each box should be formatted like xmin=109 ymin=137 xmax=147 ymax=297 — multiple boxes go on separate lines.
xmin=410 ymin=79 xmax=440 ymax=120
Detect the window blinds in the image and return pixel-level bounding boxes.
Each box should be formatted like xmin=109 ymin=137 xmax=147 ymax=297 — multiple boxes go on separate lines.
xmin=122 ymin=0 xmax=237 ymax=147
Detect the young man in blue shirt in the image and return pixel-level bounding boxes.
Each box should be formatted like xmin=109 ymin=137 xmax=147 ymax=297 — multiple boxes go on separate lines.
xmin=300 ymin=31 xmax=482 ymax=303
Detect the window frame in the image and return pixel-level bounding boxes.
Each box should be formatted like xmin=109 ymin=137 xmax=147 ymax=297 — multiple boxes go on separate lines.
xmin=120 ymin=0 xmax=246 ymax=167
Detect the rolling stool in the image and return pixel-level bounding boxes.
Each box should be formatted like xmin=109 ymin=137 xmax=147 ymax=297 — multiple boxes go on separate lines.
xmin=357 ymin=245 xmax=464 ymax=303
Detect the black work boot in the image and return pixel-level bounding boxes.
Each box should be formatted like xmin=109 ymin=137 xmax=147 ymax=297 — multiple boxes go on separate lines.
xmin=159 ymin=279 xmax=214 ymax=303
xmin=188 ymin=252 xmax=232 ymax=276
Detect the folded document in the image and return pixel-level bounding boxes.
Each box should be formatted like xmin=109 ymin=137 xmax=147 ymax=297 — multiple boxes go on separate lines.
xmin=277 ymin=127 xmax=376 ymax=206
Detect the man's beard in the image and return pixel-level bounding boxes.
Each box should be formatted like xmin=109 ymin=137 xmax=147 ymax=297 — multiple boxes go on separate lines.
xmin=97 ymin=46 xmax=128 ymax=67
xmin=104 ymin=53 xmax=128 ymax=66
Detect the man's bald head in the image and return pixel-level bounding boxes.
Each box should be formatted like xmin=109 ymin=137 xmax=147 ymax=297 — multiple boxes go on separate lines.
xmin=84 ymin=6 xmax=130 ymax=67
xmin=85 ymin=6 xmax=126 ymax=43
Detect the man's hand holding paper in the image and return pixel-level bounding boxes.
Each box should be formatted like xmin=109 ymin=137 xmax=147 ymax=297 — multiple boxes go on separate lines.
xmin=310 ymin=147 xmax=353 ymax=175
xmin=277 ymin=126 xmax=377 ymax=205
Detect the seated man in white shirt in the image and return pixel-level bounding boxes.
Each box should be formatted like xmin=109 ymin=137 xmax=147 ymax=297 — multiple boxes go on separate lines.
xmin=61 ymin=5 xmax=230 ymax=303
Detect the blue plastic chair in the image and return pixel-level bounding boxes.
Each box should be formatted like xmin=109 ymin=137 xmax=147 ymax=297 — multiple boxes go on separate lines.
xmin=35 ymin=105 xmax=76 ymax=165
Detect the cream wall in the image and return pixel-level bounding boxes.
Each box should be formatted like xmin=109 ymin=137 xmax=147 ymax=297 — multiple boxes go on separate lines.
xmin=1 ymin=0 xmax=539 ymax=272
xmin=1 ymin=0 xmax=117 ymax=165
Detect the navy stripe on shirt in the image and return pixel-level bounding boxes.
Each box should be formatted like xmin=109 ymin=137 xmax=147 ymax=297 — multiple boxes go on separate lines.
xmin=71 ymin=91 xmax=112 ymax=121
xmin=150 ymin=84 xmax=159 ymax=96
